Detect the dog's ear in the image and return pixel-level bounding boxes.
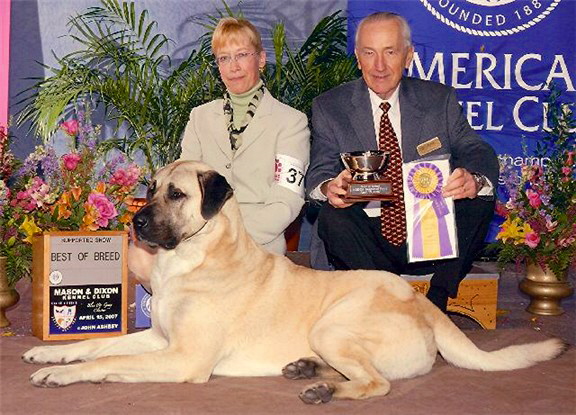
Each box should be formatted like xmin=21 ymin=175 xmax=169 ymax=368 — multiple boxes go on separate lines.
xmin=197 ymin=170 xmax=234 ymax=220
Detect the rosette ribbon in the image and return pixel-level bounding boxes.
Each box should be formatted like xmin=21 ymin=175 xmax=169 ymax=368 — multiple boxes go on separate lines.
xmin=407 ymin=162 xmax=453 ymax=259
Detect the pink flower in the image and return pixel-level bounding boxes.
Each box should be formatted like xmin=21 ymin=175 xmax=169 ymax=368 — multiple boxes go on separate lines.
xmin=62 ymin=153 xmax=82 ymax=171
xmin=558 ymin=235 xmax=576 ymax=248
xmin=526 ymin=189 xmax=541 ymax=209
xmin=87 ymin=193 xmax=118 ymax=227
xmin=110 ymin=165 xmax=140 ymax=187
xmin=522 ymin=165 xmax=543 ymax=183
xmin=524 ymin=231 xmax=540 ymax=248
xmin=495 ymin=201 xmax=509 ymax=218
xmin=546 ymin=218 xmax=558 ymax=232
xmin=562 ymin=166 xmax=571 ymax=176
xmin=12 ymin=177 xmax=53 ymax=211
xmin=15 ymin=189 xmax=37 ymax=211
xmin=61 ymin=120 xmax=79 ymax=137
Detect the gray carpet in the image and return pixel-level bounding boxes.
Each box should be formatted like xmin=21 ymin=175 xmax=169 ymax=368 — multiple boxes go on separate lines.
xmin=1 ymin=261 xmax=574 ymax=415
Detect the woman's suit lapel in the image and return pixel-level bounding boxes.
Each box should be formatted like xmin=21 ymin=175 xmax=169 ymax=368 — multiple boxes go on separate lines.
xmin=211 ymin=101 xmax=234 ymax=161
xmin=234 ymin=91 xmax=272 ymax=159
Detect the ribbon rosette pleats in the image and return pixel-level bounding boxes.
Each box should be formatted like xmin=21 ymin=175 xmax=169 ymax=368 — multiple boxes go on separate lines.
xmin=407 ymin=163 xmax=453 ymax=259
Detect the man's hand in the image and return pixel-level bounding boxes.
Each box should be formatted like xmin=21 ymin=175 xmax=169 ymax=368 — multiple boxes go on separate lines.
xmin=442 ymin=167 xmax=478 ymax=200
xmin=322 ymin=169 xmax=354 ymax=208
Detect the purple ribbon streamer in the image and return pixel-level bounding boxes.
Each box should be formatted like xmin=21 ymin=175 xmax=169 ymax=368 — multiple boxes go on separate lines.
xmin=407 ymin=163 xmax=453 ymax=258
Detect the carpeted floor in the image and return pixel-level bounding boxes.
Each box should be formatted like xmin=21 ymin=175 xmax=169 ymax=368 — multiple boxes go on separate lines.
xmin=1 ymin=260 xmax=574 ymax=415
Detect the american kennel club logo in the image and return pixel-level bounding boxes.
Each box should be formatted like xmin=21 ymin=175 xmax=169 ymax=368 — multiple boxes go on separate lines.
xmin=52 ymin=305 xmax=77 ymax=331
xmin=420 ymin=0 xmax=561 ymax=36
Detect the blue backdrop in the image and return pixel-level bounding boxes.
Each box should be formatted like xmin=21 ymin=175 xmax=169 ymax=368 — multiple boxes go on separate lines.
xmin=347 ymin=0 xmax=575 ymax=240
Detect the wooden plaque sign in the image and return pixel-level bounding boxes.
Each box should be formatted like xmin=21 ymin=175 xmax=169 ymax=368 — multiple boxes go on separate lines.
xmin=31 ymin=231 xmax=128 ymax=341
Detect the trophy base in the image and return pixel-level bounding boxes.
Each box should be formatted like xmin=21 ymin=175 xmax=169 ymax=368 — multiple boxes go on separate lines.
xmin=344 ymin=180 xmax=396 ymax=202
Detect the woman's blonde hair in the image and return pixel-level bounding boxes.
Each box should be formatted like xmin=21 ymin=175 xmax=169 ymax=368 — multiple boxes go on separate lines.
xmin=211 ymin=17 xmax=263 ymax=53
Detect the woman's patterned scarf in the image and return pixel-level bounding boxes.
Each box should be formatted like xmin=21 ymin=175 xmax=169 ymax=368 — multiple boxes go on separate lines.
xmin=223 ymin=84 xmax=265 ymax=152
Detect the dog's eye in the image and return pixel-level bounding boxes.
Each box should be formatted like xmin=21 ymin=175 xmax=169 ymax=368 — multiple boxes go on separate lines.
xmin=170 ymin=190 xmax=184 ymax=199
xmin=168 ymin=188 xmax=185 ymax=200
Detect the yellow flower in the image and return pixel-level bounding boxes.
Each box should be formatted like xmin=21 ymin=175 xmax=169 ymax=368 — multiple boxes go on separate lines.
xmin=95 ymin=181 xmax=106 ymax=193
xmin=70 ymin=186 xmax=82 ymax=201
xmin=52 ymin=191 xmax=72 ymax=220
xmin=118 ymin=212 xmax=134 ymax=225
xmin=496 ymin=217 xmax=532 ymax=244
xmin=19 ymin=216 xmax=42 ymax=243
xmin=82 ymin=202 xmax=99 ymax=231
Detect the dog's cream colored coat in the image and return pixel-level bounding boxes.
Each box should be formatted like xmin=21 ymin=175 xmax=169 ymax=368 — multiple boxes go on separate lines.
xmin=23 ymin=161 xmax=565 ymax=403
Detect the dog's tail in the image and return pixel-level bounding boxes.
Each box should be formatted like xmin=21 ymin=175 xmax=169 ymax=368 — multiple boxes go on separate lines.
xmin=420 ymin=295 xmax=566 ymax=371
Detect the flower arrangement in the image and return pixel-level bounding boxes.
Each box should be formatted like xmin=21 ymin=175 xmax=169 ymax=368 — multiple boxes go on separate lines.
xmin=495 ymin=89 xmax=576 ymax=279
xmin=0 ymin=106 xmax=143 ymax=286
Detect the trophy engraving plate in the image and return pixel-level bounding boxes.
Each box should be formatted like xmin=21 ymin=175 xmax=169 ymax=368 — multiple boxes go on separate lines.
xmin=348 ymin=181 xmax=394 ymax=199
xmin=341 ymin=150 xmax=397 ymax=202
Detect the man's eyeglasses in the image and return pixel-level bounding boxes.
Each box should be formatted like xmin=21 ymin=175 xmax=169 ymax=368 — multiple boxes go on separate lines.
xmin=215 ymin=51 xmax=259 ymax=66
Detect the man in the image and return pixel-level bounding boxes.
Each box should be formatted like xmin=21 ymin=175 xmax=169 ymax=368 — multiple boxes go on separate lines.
xmin=305 ymin=12 xmax=498 ymax=311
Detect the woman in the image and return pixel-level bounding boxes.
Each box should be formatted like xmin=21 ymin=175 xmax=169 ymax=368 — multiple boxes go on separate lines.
xmin=180 ymin=17 xmax=310 ymax=254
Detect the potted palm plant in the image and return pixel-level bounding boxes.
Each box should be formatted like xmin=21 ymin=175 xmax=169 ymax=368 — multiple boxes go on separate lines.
xmin=16 ymin=0 xmax=358 ymax=175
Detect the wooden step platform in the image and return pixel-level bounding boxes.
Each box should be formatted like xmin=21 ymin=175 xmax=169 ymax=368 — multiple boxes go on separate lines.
xmin=403 ymin=266 xmax=499 ymax=329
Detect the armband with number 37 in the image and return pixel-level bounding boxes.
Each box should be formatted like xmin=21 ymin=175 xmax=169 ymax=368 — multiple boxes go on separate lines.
xmin=274 ymin=154 xmax=305 ymax=197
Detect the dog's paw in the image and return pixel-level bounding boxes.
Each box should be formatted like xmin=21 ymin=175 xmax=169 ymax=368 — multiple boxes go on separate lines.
xmin=299 ymin=382 xmax=335 ymax=404
xmin=22 ymin=346 xmax=79 ymax=364
xmin=30 ymin=366 xmax=86 ymax=388
xmin=282 ymin=358 xmax=318 ymax=379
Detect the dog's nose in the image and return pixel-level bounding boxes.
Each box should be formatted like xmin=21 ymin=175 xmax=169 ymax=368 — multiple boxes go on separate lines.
xmin=133 ymin=213 xmax=148 ymax=230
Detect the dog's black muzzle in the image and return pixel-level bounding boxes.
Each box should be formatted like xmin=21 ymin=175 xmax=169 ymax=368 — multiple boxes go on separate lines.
xmin=132 ymin=205 xmax=178 ymax=250
xmin=132 ymin=205 xmax=152 ymax=237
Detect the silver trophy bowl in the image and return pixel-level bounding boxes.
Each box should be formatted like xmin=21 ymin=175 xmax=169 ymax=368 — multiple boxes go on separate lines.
xmin=341 ymin=150 xmax=389 ymax=181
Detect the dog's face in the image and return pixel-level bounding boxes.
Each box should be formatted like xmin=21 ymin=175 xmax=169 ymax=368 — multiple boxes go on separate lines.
xmin=133 ymin=161 xmax=233 ymax=249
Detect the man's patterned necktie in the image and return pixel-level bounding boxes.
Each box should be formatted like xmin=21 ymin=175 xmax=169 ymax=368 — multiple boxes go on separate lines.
xmin=379 ymin=102 xmax=407 ymax=246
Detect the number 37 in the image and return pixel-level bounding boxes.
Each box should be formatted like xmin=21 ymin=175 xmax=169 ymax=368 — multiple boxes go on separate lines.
xmin=286 ymin=168 xmax=304 ymax=186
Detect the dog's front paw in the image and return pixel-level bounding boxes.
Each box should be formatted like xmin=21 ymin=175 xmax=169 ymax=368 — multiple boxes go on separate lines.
xmin=30 ymin=366 xmax=86 ymax=388
xmin=283 ymin=358 xmax=318 ymax=379
xmin=22 ymin=346 xmax=79 ymax=364
xmin=299 ymin=382 xmax=335 ymax=404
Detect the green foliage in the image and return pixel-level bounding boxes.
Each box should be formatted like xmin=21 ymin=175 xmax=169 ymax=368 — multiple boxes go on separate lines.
xmin=264 ymin=11 xmax=359 ymax=118
xmin=17 ymin=0 xmax=221 ymax=174
xmin=0 ymin=219 xmax=33 ymax=287
xmin=17 ymin=0 xmax=358 ymax=174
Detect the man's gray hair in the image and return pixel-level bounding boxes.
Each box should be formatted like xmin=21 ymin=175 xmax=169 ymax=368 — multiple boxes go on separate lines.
xmin=354 ymin=12 xmax=412 ymax=48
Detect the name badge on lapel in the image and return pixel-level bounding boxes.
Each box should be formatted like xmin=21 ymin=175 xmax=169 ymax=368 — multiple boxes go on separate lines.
xmin=417 ymin=137 xmax=442 ymax=157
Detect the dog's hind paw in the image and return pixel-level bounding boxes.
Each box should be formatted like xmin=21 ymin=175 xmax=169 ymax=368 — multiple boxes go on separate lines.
xmin=282 ymin=358 xmax=318 ymax=379
xmin=299 ymin=382 xmax=335 ymax=404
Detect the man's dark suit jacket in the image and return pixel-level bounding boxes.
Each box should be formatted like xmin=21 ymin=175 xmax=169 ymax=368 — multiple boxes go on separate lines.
xmin=305 ymin=76 xmax=499 ymax=270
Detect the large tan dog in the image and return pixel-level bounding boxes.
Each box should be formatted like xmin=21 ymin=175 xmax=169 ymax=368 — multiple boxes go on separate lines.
xmin=23 ymin=160 xmax=565 ymax=404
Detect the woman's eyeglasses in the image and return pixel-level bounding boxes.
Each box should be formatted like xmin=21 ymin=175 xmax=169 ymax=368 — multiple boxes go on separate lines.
xmin=215 ymin=51 xmax=259 ymax=66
